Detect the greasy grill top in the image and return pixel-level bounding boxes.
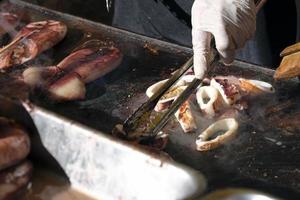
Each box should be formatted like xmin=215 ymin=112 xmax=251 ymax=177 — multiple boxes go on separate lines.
xmin=0 ymin=0 xmax=300 ymax=199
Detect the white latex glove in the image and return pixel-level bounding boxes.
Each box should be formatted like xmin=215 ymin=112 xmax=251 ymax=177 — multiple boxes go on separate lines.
xmin=192 ymin=0 xmax=256 ymax=78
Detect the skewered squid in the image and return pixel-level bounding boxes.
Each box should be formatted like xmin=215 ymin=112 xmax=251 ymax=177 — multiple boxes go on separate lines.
xmin=23 ymin=46 xmax=123 ymax=101
xmin=0 ymin=20 xmax=67 ymax=69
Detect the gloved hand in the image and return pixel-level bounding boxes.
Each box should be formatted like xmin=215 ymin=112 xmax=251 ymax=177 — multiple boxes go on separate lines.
xmin=191 ymin=0 xmax=256 ymax=78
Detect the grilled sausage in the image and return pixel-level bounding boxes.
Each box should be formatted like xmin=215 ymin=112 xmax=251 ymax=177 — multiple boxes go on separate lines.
xmin=0 ymin=161 xmax=32 ymax=200
xmin=0 ymin=117 xmax=30 ymax=170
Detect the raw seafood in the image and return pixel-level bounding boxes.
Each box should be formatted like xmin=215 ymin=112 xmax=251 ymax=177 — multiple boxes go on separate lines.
xmin=196 ymin=118 xmax=238 ymax=151
xmin=0 ymin=20 xmax=67 ymax=69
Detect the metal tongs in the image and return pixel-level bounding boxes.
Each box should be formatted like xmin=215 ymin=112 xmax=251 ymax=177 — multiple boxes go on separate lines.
xmin=119 ymin=48 xmax=219 ymax=139
xmin=118 ymin=0 xmax=265 ymax=140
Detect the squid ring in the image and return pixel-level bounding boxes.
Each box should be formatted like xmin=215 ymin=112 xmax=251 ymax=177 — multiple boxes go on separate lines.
xmin=146 ymin=75 xmax=194 ymax=112
xmin=196 ymin=86 xmax=224 ymax=118
xmin=196 ymin=118 xmax=238 ymax=151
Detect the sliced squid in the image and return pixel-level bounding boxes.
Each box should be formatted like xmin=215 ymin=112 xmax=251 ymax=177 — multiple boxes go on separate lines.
xmin=196 ymin=86 xmax=224 ymax=118
xmin=154 ymin=85 xmax=187 ymax=112
xmin=239 ymin=78 xmax=275 ymax=95
xmin=48 ymin=72 xmax=86 ymax=101
xmin=146 ymin=75 xmax=194 ymax=112
xmin=196 ymin=118 xmax=239 ymax=151
xmin=23 ymin=66 xmax=62 ymax=88
xmin=210 ymin=78 xmax=241 ymax=106
xmin=174 ymin=100 xmax=197 ymax=133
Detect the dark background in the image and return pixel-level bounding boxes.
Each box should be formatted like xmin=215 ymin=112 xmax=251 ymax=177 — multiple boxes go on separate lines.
xmin=22 ymin=0 xmax=298 ymax=67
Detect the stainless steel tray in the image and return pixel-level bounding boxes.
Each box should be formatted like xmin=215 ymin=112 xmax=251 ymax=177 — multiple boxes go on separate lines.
xmin=0 ymin=96 xmax=206 ymax=199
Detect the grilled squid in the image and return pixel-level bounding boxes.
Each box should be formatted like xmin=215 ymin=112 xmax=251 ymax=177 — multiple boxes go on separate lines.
xmin=239 ymin=78 xmax=275 ymax=95
xmin=196 ymin=118 xmax=238 ymax=151
xmin=0 ymin=20 xmax=67 ymax=69
xmin=210 ymin=78 xmax=241 ymax=106
xmin=0 ymin=117 xmax=30 ymax=170
xmin=146 ymin=75 xmax=194 ymax=112
xmin=23 ymin=46 xmax=123 ymax=101
xmin=196 ymin=86 xmax=224 ymax=118
xmin=0 ymin=161 xmax=33 ymax=200
xmin=22 ymin=65 xmax=62 ymax=88
xmin=174 ymin=100 xmax=197 ymax=133
xmin=23 ymin=48 xmax=97 ymax=88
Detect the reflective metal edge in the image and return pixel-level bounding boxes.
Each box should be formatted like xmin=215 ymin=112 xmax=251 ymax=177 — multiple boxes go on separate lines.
xmin=23 ymin=102 xmax=206 ymax=200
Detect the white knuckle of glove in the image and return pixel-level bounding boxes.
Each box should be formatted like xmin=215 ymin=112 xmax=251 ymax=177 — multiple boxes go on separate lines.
xmin=192 ymin=0 xmax=256 ymax=79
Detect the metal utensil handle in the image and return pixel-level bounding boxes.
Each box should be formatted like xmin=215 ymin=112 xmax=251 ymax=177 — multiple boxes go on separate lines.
xmin=149 ymin=53 xmax=220 ymax=136
xmin=150 ymin=78 xmax=202 ymax=136
xmin=148 ymin=0 xmax=264 ymax=136
xmin=123 ymin=0 xmax=264 ymax=135
xmin=123 ymin=57 xmax=193 ymax=132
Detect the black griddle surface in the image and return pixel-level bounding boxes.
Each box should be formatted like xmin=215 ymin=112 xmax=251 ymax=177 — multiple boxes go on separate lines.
xmin=1 ymin=1 xmax=300 ymax=199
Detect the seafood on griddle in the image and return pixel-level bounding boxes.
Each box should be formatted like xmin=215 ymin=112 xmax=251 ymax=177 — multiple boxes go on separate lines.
xmin=146 ymin=75 xmax=200 ymax=133
xmin=210 ymin=77 xmax=241 ymax=106
xmin=140 ymin=74 xmax=275 ymax=151
xmin=146 ymin=75 xmax=194 ymax=112
xmin=23 ymin=46 xmax=123 ymax=101
xmin=0 ymin=116 xmax=32 ymax=198
xmin=239 ymin=78 xmax=275 ymax=95
xmin=174 ymin=100 xmax=197 ymax=133
xmin=0 ymin=20 xmax=67 ymax=69
xmin=196 ymin=118 xmax=239 ymax=151
xmin=196 ymin=86 xmax=225 ymax=118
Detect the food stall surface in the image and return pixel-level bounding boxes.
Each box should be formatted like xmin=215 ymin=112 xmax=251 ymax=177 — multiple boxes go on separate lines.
xmin=26 ymin=167 xmax=96 ymax=200
xmin=0 ymin=0 xmax=299 ymax=199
